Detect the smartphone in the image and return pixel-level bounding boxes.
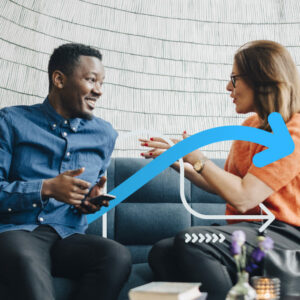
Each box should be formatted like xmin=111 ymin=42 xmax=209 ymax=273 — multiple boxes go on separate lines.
xmin=88 ymin=193 xmax=116 ymax=205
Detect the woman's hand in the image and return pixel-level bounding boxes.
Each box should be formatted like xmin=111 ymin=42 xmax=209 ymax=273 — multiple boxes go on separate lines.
xmin=180 ymin=132 xmax=206 ymax=165
xmin=139 ymin=131 xmax=206 ymax=165
xmin=139 ymin=137 xmax=179 ymax=158
xmin=140 ymin=132 xmax=217 ymax=194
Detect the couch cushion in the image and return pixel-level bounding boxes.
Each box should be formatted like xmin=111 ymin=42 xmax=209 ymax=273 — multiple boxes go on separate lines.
xmin=118 ymin=263 xmax=154 ymax=300
xmin=127 ymin=245 xmax=153 ymax=264
xmin=113 ymin=203 xmax=191 ymax=245
xmin=86 ymin=217 xmax=102 ymax=236
xmin=105 ymin=157 xmax=227 ymax=264
xmin=107 ymin=202 xmax=192 ymax=265
xmin=0 ymin=277 xmax=77 ymax=300
xmin=107 ymin=157 xmax=192 ymax=204
xmin=53 ymin=277 xmax=78 ymax=300
xmin=191 ymin=203 xmax=227 ymax=226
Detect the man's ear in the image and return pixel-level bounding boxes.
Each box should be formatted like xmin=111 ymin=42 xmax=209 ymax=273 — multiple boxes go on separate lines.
xmin=52 ymin=70 xmax=66 ymax=89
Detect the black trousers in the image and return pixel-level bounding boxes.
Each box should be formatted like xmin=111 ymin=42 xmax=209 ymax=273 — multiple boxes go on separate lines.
xmin=0 ymin=225 xmax=131 ymax=300
xmin=148 ymin=221 xmax=300 ymax=300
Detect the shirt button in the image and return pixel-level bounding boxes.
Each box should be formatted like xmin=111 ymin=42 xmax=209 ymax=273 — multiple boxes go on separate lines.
xmin=63 ymin=132 xmax=67 ymax=137
xmin=32 ymin=203 xmax=37 ymax=208
xmin=8 ymin=208 xmax=12 ymax=212
xmin=39 ymin=217 xmax=44 ymax=222
xmin=53 ymin=124 xmax=56 ymax=128
xmin=64 ymin=120 xmax=68 ymax=124
xmin=66 ymin=152 xmax=70 ymax=157
xmin=72 ymin=127 xmax=76 ymax=131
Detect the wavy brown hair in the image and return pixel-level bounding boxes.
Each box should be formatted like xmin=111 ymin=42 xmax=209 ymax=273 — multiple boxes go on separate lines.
xmin=234 ymin=40 xmax=300 ymax=131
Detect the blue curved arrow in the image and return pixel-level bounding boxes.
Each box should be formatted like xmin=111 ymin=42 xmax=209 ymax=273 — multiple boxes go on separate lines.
xmin=87 ymin=112 xmax=294 ymax=223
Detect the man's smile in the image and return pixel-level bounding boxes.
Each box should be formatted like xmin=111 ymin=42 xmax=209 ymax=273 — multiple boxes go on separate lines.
xmin=85 ymin=97 xmax=97 ymax=109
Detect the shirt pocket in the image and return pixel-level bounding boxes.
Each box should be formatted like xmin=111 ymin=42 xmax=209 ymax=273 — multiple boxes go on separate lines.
xmin=76 ymin=152 xmax=104 ymax=183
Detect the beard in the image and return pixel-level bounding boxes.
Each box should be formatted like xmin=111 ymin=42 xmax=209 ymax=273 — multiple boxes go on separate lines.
xmin=63 ymin=100 xmax=94 ymax=120
xmin=77 ymin=110 xmax=94 ymax=120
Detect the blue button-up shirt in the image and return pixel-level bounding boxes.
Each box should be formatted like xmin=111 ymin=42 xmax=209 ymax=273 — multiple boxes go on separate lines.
xmin=0 ymin=98 xmax=117 ymax=238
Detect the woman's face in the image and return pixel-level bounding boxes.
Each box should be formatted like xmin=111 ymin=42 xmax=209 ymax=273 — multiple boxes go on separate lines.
xmin=226 ymin=62 xmax=256 ymax=114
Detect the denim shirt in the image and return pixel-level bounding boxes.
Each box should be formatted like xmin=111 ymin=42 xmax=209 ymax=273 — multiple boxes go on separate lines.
xmin=0 ymin=98 xmax=118 ymax=238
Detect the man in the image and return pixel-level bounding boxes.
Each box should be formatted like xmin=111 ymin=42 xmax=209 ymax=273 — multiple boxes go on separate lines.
xmin=0 ymin=43 xmax=131 ymax=300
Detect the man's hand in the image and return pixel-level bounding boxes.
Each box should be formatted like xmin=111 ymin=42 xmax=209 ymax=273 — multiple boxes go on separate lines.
xmin=75 ymin=176 xmax=109 ymax=214
xmin=41 ymin=168 xmax=91 ymax=205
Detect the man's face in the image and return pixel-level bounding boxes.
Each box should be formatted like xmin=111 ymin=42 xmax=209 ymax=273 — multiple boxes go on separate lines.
xmin=60 ymin=55 xmax=105 ymax=120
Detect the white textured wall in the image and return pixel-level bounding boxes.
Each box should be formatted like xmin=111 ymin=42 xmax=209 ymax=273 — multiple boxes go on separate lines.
xmin=1 ymin=0 xmax=300 ymax=158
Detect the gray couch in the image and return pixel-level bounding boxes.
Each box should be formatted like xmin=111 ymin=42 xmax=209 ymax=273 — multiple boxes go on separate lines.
xmin=100 ymin=157 xmax=227 ymax=299
xmin=0 ymin=157 xmax=227 ymax=300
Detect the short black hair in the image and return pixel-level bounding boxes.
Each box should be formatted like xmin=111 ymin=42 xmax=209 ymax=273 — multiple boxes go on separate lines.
xmin=48 ymin=43 xmax=102 ymax=91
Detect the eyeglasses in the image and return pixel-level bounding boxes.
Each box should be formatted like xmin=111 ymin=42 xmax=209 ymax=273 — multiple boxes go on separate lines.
xmin=230 ymin=74 xmax=245 ymax=88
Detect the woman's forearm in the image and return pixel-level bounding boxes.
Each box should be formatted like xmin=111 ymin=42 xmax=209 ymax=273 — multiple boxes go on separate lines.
xmin=200 ymin=160 xmax=247 ymax=211
xmin=200 ymin=160 xmax=273 ymax=213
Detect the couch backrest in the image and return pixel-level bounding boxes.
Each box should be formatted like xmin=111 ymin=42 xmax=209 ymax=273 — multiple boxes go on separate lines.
xmin=88 ymin=157 xmax=226 ymax=264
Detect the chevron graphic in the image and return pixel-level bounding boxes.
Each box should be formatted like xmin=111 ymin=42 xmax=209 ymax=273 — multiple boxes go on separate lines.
xmin=219 ymin=234 xmax=225 ymax=243
xmin=184 ymin=233 xmax=226 ymax=244
xmin=198 ymin=233 xmax=205 ymax=243
xmin=212 ymin=233 xmax=218 ymax=243
xmin=192 ymin=233 xmax=198 ymax=243
xmin=185 ymin=233 xmax=192 ymax=243
xmin=205 ymin=233 xmax=212 ymax=243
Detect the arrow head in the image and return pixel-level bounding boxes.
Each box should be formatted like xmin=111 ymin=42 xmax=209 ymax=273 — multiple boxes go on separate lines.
xmin=258 ymin=203 xmax=275 ymax=232
xmin=253 ymin=112 xmax=295 ymax=167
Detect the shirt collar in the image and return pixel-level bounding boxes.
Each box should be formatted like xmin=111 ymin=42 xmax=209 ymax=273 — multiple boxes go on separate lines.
xmin=41 ymin=97 xmax=81 ymax=132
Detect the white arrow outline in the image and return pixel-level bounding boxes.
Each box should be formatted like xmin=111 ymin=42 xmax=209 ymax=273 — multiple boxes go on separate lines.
xmin=178 ymin=153 xmax=275 ymax=232
xmin=118 ymin=130 xmax=275 ymax=233
xmin=157 ymin=133 xmax=275 ymax=232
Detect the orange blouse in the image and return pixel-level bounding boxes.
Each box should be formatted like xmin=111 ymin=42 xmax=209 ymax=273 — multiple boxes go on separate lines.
xmin=225 ymin=113 xmax=300 ymax=227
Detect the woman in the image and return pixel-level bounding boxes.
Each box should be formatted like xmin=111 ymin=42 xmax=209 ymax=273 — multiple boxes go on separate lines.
xmin=140 ymin=40 xmax=300 ymax=299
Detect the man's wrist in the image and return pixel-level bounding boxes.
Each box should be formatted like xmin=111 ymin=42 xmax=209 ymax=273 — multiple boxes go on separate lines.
xmin=41 ymin=179 xmax=53 ymax=198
